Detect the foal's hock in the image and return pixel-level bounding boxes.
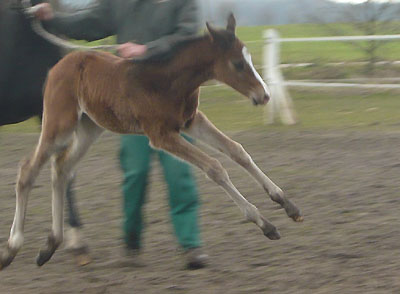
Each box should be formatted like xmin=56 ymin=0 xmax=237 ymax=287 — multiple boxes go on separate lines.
xmin=0 ymin=14 xmax=303 ymax=270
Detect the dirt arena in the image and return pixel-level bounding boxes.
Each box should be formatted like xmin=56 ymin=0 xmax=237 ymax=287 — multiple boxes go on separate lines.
xmin=0 ymin=129 xmax=399 ymax=294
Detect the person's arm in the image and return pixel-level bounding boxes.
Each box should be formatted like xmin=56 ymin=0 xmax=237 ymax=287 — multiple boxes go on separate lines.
xmin=44 ymin=0 xmax=114 ymax=41
xmin=144 ymin=0 xmax=199 ymax=56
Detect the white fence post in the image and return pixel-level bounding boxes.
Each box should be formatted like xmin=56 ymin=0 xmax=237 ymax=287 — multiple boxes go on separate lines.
xmin=262 ymin=33 xmax=400 ymax=126
xmin=263 ymin=29 xmax=297 ymax=125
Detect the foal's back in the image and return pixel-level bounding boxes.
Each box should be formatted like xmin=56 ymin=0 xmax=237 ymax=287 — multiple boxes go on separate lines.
xmin=43 ymin=51 xmax=146 ymax=136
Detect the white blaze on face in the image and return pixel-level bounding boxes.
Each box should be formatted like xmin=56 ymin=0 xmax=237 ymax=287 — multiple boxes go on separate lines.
xmin=242 ymin=47 xmax=270 ymax=97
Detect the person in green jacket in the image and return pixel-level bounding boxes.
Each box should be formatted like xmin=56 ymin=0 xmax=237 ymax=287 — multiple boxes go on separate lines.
xmin=34 ymin=0 xmax=207 ymax=269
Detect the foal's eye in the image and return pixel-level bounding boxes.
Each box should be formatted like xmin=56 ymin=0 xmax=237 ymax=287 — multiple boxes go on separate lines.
xmin=232 ymin=60 xmax=245 ymax=72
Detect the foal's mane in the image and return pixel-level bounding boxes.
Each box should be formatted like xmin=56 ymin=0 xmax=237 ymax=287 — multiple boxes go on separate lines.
xmin=132 ymin=34 xmax=209 ymax=64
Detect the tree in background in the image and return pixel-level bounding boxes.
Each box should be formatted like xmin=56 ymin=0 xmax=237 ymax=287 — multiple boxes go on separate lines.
xmin=310 ymin=0 xmax=400 ymax=75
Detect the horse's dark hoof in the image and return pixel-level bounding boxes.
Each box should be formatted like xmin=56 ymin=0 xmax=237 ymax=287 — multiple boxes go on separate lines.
xmin=264 ymin=228 xmax=281 ymax=240
xmin=36 ymin=249 xmax=55 ymax=266
xmin=260 ymin=216 xmax=281 ymax=240
xmin=1 ymin=256 xmax=14 ymax=269
xmin=285 ymin=200 xmax=303 ymax=222
xmin=0 ymin=246 xmax=18 ymax=270
xmin=0 ymin=256 xmax=12 ymax=270
xmin=0 ymin=256 xmax=13 ymax=271
xmin=36 ymin=234 xmax=60 ymax=266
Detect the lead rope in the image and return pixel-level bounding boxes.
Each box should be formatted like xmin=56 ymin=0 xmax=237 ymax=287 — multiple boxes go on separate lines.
xmin=21 ymin=0 xmax=118 ymax=51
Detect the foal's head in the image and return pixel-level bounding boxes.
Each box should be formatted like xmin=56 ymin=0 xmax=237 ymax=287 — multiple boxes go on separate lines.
xmin=207 ymin=14 xmax=270 ymax=106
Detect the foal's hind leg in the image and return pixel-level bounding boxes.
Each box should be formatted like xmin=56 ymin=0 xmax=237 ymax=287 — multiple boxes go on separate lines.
xmin=64 ymin=174 xmax=91 ymax=266
xmin=36 ymin=115 xmax=103 ymax=267
xmin=0 ymin=137 xmax=54 ymax=270
xmin=185 ymin=111 xmax=303 ymax=222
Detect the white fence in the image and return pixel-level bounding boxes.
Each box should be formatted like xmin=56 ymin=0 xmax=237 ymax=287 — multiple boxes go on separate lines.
xmin=263 ymin=29 xmax=400 ymax=125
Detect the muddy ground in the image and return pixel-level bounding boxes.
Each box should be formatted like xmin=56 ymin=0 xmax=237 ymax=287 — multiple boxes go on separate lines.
xmin=0 ymin=129 xmax=399 ymax=294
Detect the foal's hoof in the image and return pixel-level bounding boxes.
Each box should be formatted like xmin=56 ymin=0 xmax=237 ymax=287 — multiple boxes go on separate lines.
xmin=75 ymin=254 xmax=91 ymax=266
xmin=284 ymin=200 xmax=303 ymax=222
xmin=260 ymin=216 xmax=281 ymax=240
xmin=264 ymin=227 xmax=281 ymax=240
xmin=292 ymin=215 xmax=304 ymax=222
xmin=36 ymin=249 xmax=55 ymax=267
xmin=0 ymin=246 xmax=18 ymax=270
xmin=0 ymin=256 xmax=14 ymax=270
xmin=36 ymin=234 xmax=60 ymax=266
xmin=68 ymin=246 xmax=91 ymax=266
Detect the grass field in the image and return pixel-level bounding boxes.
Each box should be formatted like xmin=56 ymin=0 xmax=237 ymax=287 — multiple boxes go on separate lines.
xmin=2 ymin=23 xmax=400 ymax=133
xmin=238 ymin=22 xmax=400 ymax=64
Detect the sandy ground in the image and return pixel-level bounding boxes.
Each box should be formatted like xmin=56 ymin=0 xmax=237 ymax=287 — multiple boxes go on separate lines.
xmin=0 ymin=129 xmax=399 ymax=294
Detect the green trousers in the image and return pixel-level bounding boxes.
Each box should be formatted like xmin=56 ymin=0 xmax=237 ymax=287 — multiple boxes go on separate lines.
xmin=119 ymin=134 xmax=201 ymax=250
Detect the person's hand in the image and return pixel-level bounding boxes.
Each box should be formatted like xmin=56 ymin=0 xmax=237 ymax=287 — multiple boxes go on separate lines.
xmin=33 ymin=3 xmax=54 ymax=21
xmin=117 ymin=42 xmax=148 ymax=59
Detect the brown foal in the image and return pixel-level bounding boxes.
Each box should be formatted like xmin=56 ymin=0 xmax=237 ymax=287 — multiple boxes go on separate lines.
xmin=0 ymin=14 xmax=302 ymax=270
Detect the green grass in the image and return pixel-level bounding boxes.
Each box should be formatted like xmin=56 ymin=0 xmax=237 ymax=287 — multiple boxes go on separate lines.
xmin=199 ymin=86 xmax=400 ymax=132
xmin=2 ymin=23 xmax=400 ymax=133
xmin=1 ymin=118 xmax=41 ymax=133
xmin=237 ymin=23 xmax=400 ymax=65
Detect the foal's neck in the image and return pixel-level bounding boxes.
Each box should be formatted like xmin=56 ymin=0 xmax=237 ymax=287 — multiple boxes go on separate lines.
xmin=171 ymin=36 xmax=216 ymax=86
xmin=152 ymin=36 xmax=217 ymax=93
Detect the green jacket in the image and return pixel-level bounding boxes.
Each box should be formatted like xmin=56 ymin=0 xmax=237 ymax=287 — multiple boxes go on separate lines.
xmin=47 ymin=0 xmax=199 ymax=56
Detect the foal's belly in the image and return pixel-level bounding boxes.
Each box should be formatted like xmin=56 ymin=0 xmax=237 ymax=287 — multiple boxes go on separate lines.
xmin=80 ymin=101 xmax=143 ymax=135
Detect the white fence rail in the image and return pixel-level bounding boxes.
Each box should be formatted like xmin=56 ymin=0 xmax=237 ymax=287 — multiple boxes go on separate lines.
xmin=263 ymin=29 xmax=400 ymax=125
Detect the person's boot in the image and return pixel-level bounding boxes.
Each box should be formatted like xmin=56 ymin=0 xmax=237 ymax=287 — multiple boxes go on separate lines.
xmin=184 ymin=247 xmax=208 ymax=269
xmin=123 ymin=247 xmax=146 ymax=267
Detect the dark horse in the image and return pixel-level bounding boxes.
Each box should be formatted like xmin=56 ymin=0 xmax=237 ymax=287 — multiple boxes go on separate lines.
xmin=0 ymin=0 xmax=90 ymax=265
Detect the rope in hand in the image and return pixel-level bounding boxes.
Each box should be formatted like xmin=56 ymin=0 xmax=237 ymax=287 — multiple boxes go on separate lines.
xmin=21 ymin=0 xmax=118 ymax=51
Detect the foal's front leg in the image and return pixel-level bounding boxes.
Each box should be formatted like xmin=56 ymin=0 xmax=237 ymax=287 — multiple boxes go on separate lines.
xmin=147 ymin=129 xmax=280 ymax=240
xmin=184 ymin=111 xmax=303 ymax=222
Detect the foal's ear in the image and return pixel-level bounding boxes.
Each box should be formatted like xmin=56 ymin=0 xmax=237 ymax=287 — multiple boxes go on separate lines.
xmin=206 ymin=22 xmax=218 ymax=40
xmin=226 ymin=13 xmax=236 ymax=34
xmin=206 ymin=22 xmax=235 ymax=50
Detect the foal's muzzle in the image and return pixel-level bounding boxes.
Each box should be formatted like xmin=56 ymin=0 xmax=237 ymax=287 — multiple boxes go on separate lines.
xmin=251 ymin=92 xmax=270 ymax=106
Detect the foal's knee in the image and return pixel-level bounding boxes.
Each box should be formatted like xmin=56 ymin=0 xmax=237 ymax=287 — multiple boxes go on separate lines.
xmin=206 ymin=159 xmax=229 ymax=185
xmin=230 ymin=143 xmax=252 ymax=168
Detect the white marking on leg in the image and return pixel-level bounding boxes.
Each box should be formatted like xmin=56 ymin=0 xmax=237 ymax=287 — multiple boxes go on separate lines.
xmin=8 ymin=232 xmax=24 ymax=250
xmin=65 ymin=228 xmax=84 ymax=249
xmin=9 ymin=206 xmax=24 ymax=249
xmin=8 ymin=142 xmax=50 ymax=251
